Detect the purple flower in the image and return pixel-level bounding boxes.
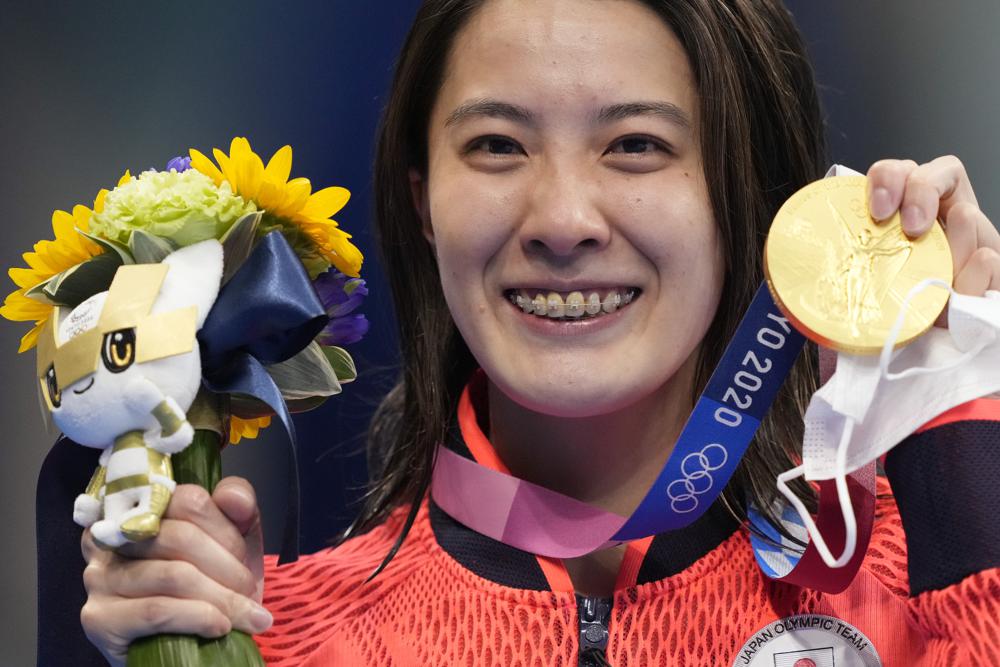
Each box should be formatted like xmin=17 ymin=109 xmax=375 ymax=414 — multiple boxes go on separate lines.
xmin=318 ymin=314 xmax=369 ymax=346
xmin=166 ymin=156 xmax=192 ymax=172
xmin=313 ymin=269 xmax=369 ymax=346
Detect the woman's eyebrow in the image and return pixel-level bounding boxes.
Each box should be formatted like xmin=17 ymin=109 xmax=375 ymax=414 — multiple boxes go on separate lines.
xmin=443 ymin=98 xmax=692 ymax=132
xmin=444 ymin=99 xmax=534 ymax=127
xmin=595 ymin=101 xmax=691 ymax=131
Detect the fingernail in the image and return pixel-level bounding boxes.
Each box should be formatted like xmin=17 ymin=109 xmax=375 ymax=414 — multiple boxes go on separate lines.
xmin=901 ymin=204 xmax=924 ymax=234
xmin=250 ymin=604 xmax=273 ymax=633
xmin=227 ymin=486 xmax=254 ymax=508
xmin=869 ymin=187 xmax=893 ymax=220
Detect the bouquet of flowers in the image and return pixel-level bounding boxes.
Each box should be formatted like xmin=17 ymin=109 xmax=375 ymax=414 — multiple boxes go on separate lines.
xmin=2 ymin=138 xmax=368 ymax=666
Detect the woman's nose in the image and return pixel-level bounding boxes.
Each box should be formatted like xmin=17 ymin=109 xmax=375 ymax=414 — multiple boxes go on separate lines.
xmin=519 ymin=164 xmax=611 ymax=258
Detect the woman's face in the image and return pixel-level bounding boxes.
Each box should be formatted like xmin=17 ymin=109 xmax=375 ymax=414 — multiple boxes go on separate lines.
xmin=418 ymin=0 xmax=724 ymax=417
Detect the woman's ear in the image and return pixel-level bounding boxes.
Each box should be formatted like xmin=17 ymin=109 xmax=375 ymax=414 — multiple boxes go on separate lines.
xmin=409 ymin=167 xmax=434 ymax=248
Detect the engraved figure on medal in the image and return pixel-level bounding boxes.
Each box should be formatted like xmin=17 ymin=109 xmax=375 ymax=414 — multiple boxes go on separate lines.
xmin=818 ymin=199 xmax=912 ymax=338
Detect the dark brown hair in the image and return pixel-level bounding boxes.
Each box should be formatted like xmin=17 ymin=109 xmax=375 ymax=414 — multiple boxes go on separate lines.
xmin=345 ymin=0 xmax=826 ymax=572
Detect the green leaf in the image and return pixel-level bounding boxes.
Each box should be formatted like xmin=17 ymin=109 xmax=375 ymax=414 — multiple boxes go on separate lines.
xmin=286 ymin=395 xmax=329 ymax=413
xmin=321 ymin=345 xmax=357 ymax=383
xmin=24 ymin=277 xmax=58 ymax=305
xmin=220 ymin=211 xmax=262 ymax=284
xmin=128 ymin=229 xmax=176 ymax=264
xmin=76 ymin=228 xmax=134 ymax=265
xmin=229 ymin=393 xmax=328 ymax=419
xmin=41 ymin=252 xmax=123 ymax=307
xmin=229 ymin=394 xmax=273 ymax=419
xmin=266 ymin=341 xmax=342 ymax=400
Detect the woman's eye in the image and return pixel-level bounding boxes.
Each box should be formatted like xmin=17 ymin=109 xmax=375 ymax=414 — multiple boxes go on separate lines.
xmin=467 ymin=136 xmax=524 ymax=157
xmin=606 ymin=136 xmax=668 ymax=156
xmin=101 ymin=328 xmax=136 ymax=373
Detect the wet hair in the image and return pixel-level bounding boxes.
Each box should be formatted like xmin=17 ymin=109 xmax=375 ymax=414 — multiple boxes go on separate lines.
xmin=344 ymin=0 xmax=825 ymax=572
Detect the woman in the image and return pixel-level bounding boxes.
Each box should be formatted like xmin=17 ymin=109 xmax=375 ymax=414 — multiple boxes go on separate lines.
xmin=80 ymin=0 xmax=1000 ymax=665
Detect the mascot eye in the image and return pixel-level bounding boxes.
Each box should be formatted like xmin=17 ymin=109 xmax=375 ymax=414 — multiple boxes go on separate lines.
xmin=42 ymin=364 xmax=61 ymax=409
xmin=101 ymin=328 xmax=136 ymax=373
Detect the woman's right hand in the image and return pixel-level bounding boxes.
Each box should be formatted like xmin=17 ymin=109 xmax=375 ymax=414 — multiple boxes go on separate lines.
xmin=80 ymin=477 xmax=273 ymax=666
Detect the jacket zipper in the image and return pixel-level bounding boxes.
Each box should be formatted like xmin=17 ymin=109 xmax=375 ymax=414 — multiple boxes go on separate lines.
xmin=576 ymin=594 xmax=613 ymax=667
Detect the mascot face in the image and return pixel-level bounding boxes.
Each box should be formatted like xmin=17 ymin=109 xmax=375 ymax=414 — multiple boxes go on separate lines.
xmin=36 ymin=240 xmax=223 ymax=446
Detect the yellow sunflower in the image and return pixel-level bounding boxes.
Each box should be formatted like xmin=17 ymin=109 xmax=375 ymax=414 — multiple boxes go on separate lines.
xmin=1 ymin=172 xmax=132 ymax=352
xmin=189 ymin=137 xmax=363 ymax=277
xmin=229 ymin=415 xmax=272 ymax=445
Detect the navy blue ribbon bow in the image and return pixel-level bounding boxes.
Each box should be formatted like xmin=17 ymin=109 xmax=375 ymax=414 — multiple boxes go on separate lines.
xmin=199 ymin=231 xmax=329 ymax=564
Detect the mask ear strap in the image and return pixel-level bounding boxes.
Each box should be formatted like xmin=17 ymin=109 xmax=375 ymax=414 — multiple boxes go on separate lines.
xmin=776 ymin=418 xmax=858 ymax=568
xmin=781 ymin=278 xmax=960 ymax=569
xmin=880 ymin=278 xmax=985 ymax=381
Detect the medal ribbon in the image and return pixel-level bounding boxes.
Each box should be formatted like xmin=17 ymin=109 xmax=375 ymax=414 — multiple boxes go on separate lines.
xmin=432 ymin=282 xmax=876 ymax=590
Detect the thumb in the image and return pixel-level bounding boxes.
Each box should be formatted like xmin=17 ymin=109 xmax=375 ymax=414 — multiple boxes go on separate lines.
xmin=213 ymin=476 xmax=265 ymax=601
xmin=213 ymin=476 xmax=260 ymax=534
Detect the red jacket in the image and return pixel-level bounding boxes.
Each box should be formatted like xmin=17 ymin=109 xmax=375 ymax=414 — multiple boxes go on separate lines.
xmin=255 ymin=398 xmax=1000 ymax=666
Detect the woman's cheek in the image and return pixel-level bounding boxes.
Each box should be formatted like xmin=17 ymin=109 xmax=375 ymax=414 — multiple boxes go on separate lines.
xmin=429 ymin=181 xmax=523 ymax=264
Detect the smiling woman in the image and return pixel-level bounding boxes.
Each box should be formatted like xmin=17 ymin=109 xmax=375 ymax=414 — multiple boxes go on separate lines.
xmin=413 ymin=4 xmax=727 ymax=558
xmin=73 ymin=1 xmax=1000 ymax=666
xmin=366 ymin=0 xmax=822 ymax=582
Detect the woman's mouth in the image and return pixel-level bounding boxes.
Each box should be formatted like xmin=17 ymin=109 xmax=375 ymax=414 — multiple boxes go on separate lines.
xmin=504 ymin=287 xmax=640 ymax=320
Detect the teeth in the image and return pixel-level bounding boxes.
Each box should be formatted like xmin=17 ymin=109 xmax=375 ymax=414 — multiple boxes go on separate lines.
xmin=586 ymin=292 xmax=601 ymax=315
xmin=602 ymin=291 xmax=621 ymax=314
xmin=533 ymin=294 xmax=548 ymax=316
xmin=546 ymin=292 xmax=565 ymax=318
xmin=511 ymin=288 xmax=638 ymax=320
xmin=565 ymin=292 xmax=585 ymax=318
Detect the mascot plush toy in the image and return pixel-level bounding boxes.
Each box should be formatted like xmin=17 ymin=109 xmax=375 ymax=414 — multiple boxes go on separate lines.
xmin=35 ymin=239 xmax=223 ymax=548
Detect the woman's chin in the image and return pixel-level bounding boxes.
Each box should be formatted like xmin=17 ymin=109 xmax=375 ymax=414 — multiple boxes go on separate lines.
xmin=491 ymin=372 xmax=664 ymax=420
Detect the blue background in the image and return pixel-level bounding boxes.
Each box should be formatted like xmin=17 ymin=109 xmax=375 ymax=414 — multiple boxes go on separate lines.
xmin=2 ymin=2 xmax=999 ymax=664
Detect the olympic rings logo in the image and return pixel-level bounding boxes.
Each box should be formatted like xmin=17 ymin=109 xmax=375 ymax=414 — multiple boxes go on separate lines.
xmin=667 ymin=444 xmax=729 ymax=514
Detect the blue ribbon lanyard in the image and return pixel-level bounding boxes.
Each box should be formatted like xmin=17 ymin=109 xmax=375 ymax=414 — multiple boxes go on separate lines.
xmin=614 ymin=282 xmax=805 ymax=539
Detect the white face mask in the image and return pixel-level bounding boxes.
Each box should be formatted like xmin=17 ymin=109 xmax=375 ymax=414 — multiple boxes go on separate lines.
xmin=778 ymin=276 xmax=1000 ymax=568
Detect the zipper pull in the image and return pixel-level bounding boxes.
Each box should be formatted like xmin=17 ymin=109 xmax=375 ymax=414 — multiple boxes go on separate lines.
xmin=576 ymin=594 xmax=613 ymax=667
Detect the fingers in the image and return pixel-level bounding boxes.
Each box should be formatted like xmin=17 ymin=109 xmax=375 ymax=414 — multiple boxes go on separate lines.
xmin=83 ymin=557 xmax=272 ymax=634
xmin=162 ymin=484 xmax=249 ymax=562
xmin=943 ymin=202 xmax=1000 ymax=275
xmin=867 ymin=159 xmax=916 ymax=222
xmin=213 ymin=477 xmax=265 ymax=602
xmin=213 ymin=477 xmax=260 ymax=537
xmin=78 ymin=480 xmax=272 ymax=662
xmin=116 ymin=517 xmax=258 ymax=598
xmin=82 ymin=527 xmax=110 ymax=564
xmin=81 ymin=596 xmax=233 ymax=665
xmin=954 ymin=247 xmax=1000 ymax=295
xmin=867 ymin=156 xmax=1000 ymax=304
xmin=82 ymin=482 xmax=260 ymax=598
xmin=867 ymin=156 xmax=979 ymax=236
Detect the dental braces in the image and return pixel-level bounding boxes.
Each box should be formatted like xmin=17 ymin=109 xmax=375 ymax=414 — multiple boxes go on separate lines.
xmin=507 ymin=288 xmax=638 ymax=317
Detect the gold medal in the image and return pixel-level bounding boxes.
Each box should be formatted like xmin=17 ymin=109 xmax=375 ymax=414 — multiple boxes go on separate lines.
xmin=765 ymin=175 xmax=952 ymax=354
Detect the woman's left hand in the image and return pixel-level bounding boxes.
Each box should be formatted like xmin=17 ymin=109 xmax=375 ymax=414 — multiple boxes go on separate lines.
xmin=867 ymin=156 xmax=1000 ymax=300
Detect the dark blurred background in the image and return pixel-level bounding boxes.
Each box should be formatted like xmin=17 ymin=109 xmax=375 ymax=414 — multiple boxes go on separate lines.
xmin=2 ymin=2 xmax=998 ymax=664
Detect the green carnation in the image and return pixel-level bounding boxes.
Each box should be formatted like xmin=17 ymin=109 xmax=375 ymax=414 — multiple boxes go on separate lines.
xmin=90 ymin=169 xmax=257 ymax=247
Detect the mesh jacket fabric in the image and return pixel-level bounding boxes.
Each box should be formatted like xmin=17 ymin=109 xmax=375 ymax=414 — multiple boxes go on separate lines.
xmin=255 ymin=484 xmax=1000 ymax=665
xmin=257 ymin=502 xmax=578 ymax=666
xmin=254 ymin=397 xmax=1000 ymax=666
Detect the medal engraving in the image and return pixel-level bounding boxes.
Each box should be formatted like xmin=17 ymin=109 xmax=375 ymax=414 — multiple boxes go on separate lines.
xmin=765 ymin=176 xmax=952 ymax=354
xmin=819 ymin=200 xmax=912 ymax=338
